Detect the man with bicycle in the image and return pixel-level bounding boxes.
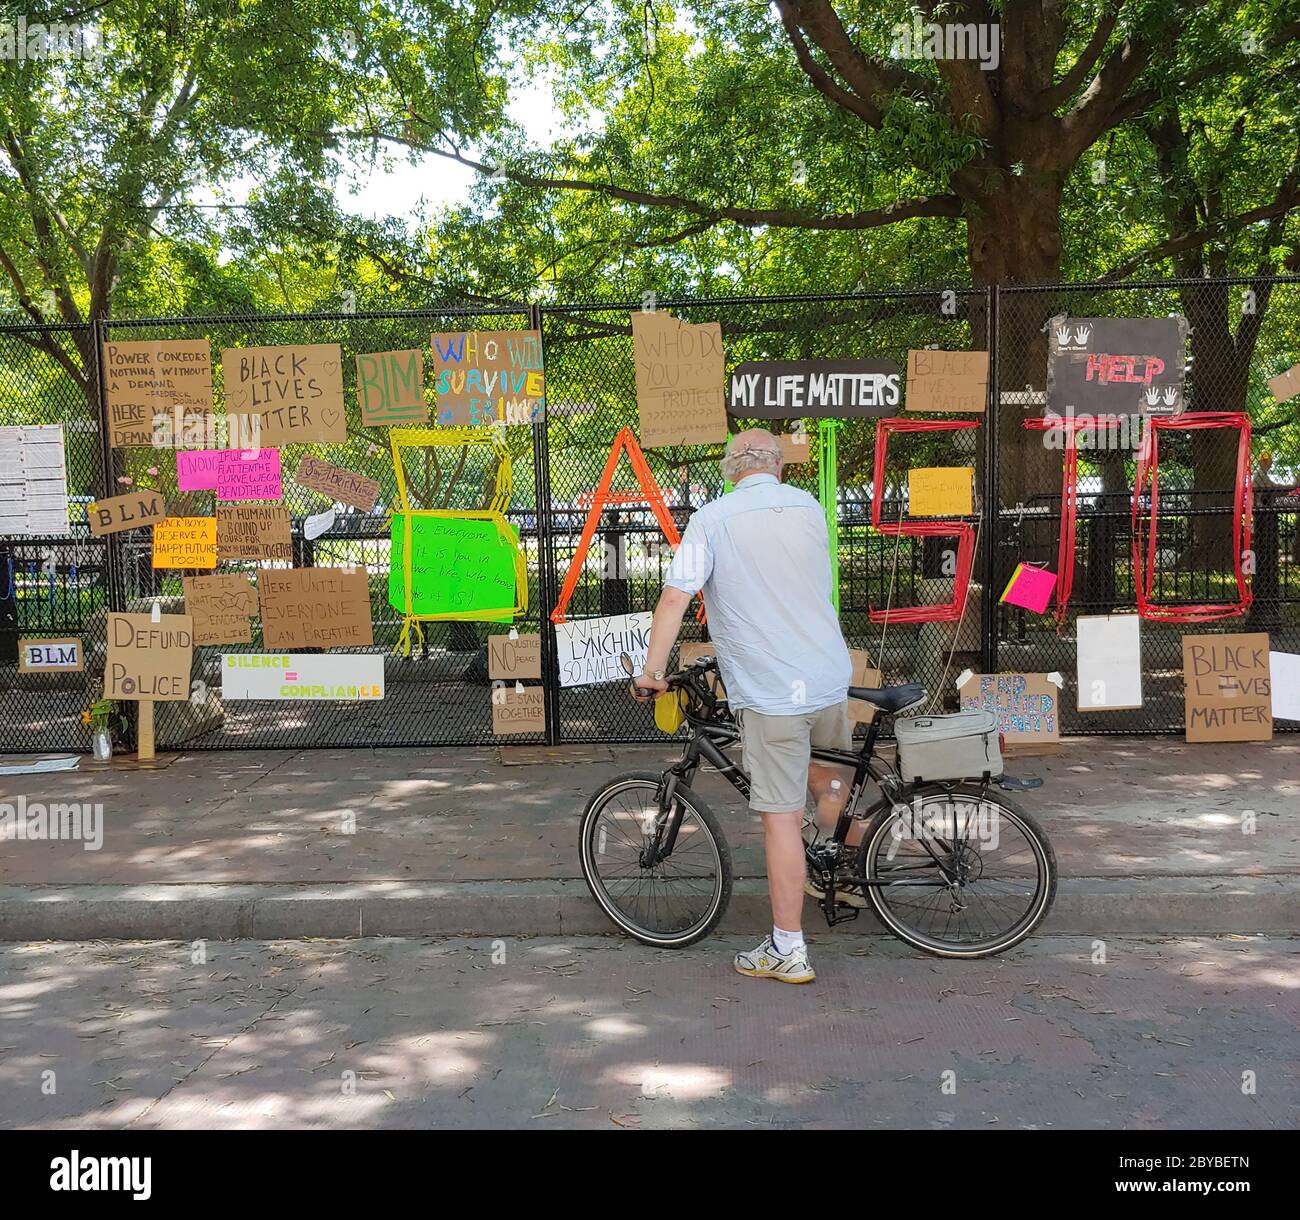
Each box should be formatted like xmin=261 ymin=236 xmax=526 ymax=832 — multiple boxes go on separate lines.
xmin=633 ymin=428 xmax=853 ymax=983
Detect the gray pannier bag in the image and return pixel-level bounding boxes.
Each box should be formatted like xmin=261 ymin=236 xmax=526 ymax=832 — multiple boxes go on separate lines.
xmin=893 ymin=710 xmax=1004 ymax=784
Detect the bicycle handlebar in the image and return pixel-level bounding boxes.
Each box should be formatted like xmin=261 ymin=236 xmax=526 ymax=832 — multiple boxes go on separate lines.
xmin=621 ymin=652 xmax=718 ymax=702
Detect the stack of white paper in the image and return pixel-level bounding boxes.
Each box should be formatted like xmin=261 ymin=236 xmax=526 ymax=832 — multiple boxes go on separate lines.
xmin=0 ymin=424 xmax=70 ymax=536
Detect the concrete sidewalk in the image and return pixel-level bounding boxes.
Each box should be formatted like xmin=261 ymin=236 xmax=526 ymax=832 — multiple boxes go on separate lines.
xmin=1 ymin=936 xmax=1295 ymax=1129
xmin=0 ymin=737 xmax=1296 ymax=939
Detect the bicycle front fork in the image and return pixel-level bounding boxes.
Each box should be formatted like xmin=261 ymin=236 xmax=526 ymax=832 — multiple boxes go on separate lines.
xmin=641 ymin=770 xmax=690 ymax=868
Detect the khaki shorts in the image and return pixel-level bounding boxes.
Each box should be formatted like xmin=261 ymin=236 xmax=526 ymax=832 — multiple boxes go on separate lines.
xmin=738 ymin=701 xmax=853 ymax=814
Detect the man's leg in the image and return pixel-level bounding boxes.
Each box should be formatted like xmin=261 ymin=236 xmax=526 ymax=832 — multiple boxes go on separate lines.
xmin=760 ymin=809 xmax=807 ymax=931
xmin=733 ymin=709 xmax=817 ymax=982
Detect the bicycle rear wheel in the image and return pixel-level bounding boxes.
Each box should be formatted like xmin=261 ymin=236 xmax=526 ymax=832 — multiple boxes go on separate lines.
xmin=579 ymin=771 xmax=732 ymax=948
xmin=858 ymin=784 xmax=1056 ymax=958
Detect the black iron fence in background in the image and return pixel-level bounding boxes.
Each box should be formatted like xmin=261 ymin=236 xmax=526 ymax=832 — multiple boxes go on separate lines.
xmin=0 ymin=277 xmax=1296 ymax=752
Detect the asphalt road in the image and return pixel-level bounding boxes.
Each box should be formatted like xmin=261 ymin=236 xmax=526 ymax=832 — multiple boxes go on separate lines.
xmin=0 ymin=935 xmax=1295 ymax=1129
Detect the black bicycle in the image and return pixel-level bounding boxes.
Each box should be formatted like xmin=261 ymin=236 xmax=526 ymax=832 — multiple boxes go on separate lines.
xmin=579 ymin=654 xmax=1057 ymax=957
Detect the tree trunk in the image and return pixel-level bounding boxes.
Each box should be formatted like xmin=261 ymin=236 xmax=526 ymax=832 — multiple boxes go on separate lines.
xmin=965 ymin=171 xmax=1066 ymax=569
xmin=1179 ymin=282 xmax=1257 ymax=571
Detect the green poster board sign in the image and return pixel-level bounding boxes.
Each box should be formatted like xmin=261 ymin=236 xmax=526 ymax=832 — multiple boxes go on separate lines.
xmin=388 ymin=513 xmax=520 ymax=622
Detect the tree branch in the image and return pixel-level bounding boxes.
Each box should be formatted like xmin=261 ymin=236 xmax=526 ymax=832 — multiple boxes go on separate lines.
xmin=776 ymin=0 xmax=941 ymax=119
xmin=773 ymin=0 xmax=882 ymax=126
xmin=1036 ymin=1 xmax=1122 ymax=113
xmin=1100 ymin=193 xmax=1300 ymax=282
xmin=1101 ymin=20 xmax=1300 ymax=134
xmin=918 ymin=0 xmax=997 ymax=134
xmin=414 ymin=138 xmax=962 ymax=231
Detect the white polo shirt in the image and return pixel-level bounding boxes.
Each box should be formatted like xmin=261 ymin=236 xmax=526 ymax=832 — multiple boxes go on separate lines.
xmin=664 ymin=473 xmax=852 ymax=716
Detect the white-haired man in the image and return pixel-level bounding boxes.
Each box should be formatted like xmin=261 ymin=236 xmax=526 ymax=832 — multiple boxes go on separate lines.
xmin=633 ymin=427 xmax=852 ymax=983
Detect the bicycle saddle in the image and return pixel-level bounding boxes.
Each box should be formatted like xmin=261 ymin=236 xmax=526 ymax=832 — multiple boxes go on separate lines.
xmin=846 ymin=682 xmax=927 ymax=714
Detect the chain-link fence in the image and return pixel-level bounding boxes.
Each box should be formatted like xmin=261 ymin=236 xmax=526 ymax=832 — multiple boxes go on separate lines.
xmin=1 ymin=277 xmax=1296 ymax=751
xmin=0 ymin=321 xmax=109 ymax=753
xmin=540 ymin=289 xmax=990 ymax=741
xmin=993 ymin=277 xmax=1299 ymax=734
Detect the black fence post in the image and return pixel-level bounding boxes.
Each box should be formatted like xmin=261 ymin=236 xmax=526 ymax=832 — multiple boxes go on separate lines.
xmin=981 ymin=284 xmax=999 ymax=677
xmin=90 ymin=319 xmax=124 ymax=615
xmin=530 ymin=302 xmax=560 ymax=745
xmin=92 ymin=318 xmax=136 ymax=750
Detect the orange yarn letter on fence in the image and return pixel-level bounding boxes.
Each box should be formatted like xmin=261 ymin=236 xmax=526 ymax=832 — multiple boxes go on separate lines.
xmin=551 ymin=427 xmax=693 ymax=624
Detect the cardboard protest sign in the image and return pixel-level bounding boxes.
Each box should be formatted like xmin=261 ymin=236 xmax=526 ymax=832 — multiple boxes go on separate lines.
xmin=183 ymin=573 xmax=259 ymax=646
xmin=357 ymin=349 xmax=428 ymax=426
xmin=1000 ymin=563 xmax=1056 ymax=615
xmin=631 ymin=312 xmax=727 ymax=447
xmin=429 ymin=330 xmax=545 ymax=426
xmin=1182 ymin=633 xmax=1272 ymax=743
xmin=907 ymin=467 xmax=973 ymax=516
xmin=488 ymin=632 xmax=542 ymax=680
xmin=1267 ymin=362 xmax=1300 ymax=404
xmin=905 ymin=350 xmax=989 ymax=413
xmin=777 ymin=431 xmax=810 ymax=464
xmin=0 ymin=425 xmax=70 ymax=536
xmin=727 ymin=360 xmax=902 ymax=419
xmin=216 ymin=449 xmax=282 ymax=501
xmin=1076 ymin=615 xmax=1143 ymax=710
xmin=847 ymin=648 xmax=882 ymax=724
xmin=102 ymin=339 xmax=213 ymax=448
xmin=88 ymin=489 xmax=166 ymax=538
xmin=1270 ymin=652 xmax=1300 ymax=721
xmin=960 ymin=673 xmax=1060 ymax=754
xmin=105 ymin=612 xmax=193 ymax=701
xmin=389 ymin=515 xmax=522 ymax=622
xmin=554 ymin=612 xmax=653 ymax=687
xmin=217 ymin=503 xmax=293 ymax=561
xmin=152 ymin=516 xmax=217 ymax=569
xmin=222 ymin=344 xmax=346 ymax=444
xmin=220 ymin=653 xmax=384 ymax=700
xmin=295 ymin=455 xmax=380 ymax=511
xmin=176 ymin=449 xmax=223 ymax=491
xmin=1047 ymin=316 xmax=1187 ymax=417
xmin=492 ymin=685 xmax=546 ymax=735
xmin=18 ymin=637 xmax=83 ymax=673
xmin=260 ymin=567 xmax=374 ymax=649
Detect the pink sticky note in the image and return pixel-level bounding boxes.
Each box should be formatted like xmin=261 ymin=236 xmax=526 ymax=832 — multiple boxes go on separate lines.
xmin=176 ymin=449 xmax=223 ymax=491
xmin=1001 ymin=563 xmax=1056 ymax=614
xmin=216 ymin=448 xmax=282 ymax=501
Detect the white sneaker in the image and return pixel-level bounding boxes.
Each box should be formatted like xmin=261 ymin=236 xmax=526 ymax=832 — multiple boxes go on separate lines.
xmin=733 ymin=936 xmax=816 ymax=984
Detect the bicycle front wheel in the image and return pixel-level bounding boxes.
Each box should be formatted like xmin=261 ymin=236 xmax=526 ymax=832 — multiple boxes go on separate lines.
xmin=579 ymin=772 xmax=732 ymax=948
xmin=858 ymin=784 xmax=1057 ymax=958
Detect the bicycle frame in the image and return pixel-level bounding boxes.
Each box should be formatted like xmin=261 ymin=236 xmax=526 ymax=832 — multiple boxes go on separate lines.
xmin=647 ymin=711 xmax=975 ymax=926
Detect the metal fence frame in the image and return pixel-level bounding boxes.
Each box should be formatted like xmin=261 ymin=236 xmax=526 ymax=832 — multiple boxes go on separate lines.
xmin=1 ymin=276 xmax=1296 ymax=751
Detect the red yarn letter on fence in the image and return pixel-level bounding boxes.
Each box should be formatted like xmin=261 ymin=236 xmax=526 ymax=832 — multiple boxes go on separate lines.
xmin=869 ymin=416 xmax=980 ymax=624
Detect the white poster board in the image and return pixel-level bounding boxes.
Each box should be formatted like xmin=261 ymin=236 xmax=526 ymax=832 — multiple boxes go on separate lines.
xmin=1076 ymin=615 xmax=1143 ymax=710
xmin=1269 ymin=651 xmax=1300 ymax=721
xmin=554 ymin=612 xmax=653 ymax=687
xmin=220 ymin=654 xmax=384 ymax=700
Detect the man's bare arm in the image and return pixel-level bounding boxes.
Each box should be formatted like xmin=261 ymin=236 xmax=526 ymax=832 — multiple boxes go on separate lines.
xmin=634 ymin=585 xmax=694 ymax=692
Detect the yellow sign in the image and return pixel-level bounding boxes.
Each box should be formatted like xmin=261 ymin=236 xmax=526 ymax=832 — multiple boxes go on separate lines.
xmin=152 ymin=516 xmax=217 ymax=569
xmin=907 ymin=467 xmax=973 ymax=517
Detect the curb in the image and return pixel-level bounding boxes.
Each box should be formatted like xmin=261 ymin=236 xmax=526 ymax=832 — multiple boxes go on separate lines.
xmin=0 ymin=876 xmax=1295 ymax=941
